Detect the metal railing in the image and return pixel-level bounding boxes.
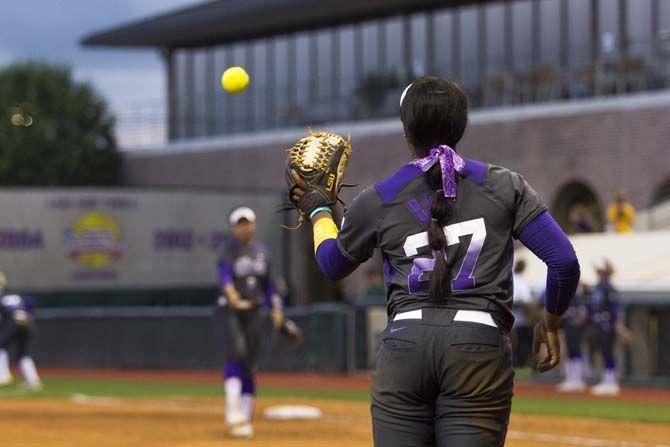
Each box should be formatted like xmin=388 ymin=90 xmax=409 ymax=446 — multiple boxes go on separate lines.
xmin=113 ymin=99 xmax=167 ymax=149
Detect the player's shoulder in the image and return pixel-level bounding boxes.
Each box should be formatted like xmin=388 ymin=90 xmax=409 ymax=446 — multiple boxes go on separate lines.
xmin=482 ymin=162 xmax=523 ymax=185
xmin=218 ymin=232 xmax=239 ymax=258
xmin=458 ymin=156 xmax=521 ymax=195
xmin=460 ymin=157 xmax=490 ymax=186
xmin=345 ymin=184 xmax=384 ymax=220
xmin=371 ymin=157 xmax=502 ymax=203
xmin=477 ymin=162 xmax=530 ymax=206
xmin=250 ymin=240 xmax=269 ymax=255
xmin=368 ymin=157 xmax=524 ymax=203
xmin=373 ymin=164 xmax=424 ymax=205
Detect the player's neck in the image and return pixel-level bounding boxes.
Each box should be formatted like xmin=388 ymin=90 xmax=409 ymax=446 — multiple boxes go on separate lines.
xmin=234 ymin=235 xmax=253 ymax=246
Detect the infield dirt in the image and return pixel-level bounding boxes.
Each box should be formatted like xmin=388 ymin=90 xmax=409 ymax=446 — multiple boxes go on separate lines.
xmin=2 ymin=396 xmax=670 ymax=447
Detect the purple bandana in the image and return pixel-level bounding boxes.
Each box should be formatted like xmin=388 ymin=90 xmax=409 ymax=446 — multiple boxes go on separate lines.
xmin=411 ymin=145 xmax=465 ymax=198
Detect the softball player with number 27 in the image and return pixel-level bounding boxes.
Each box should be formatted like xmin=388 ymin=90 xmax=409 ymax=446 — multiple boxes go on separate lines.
xmin=286 ymin=76 xmax=580 ymax=446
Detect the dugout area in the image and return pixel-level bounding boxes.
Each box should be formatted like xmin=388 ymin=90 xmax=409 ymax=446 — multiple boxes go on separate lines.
xmin=21 ymin=297 xmax=670 ymax=384
xmin=516 ymin=230 xmax=670 ymax=384
xmin=31 ymin=304 xmax=352 ymax=372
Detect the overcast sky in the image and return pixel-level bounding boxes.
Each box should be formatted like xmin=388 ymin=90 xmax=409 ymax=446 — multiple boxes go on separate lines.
xmin=0 ymin=0 xmax=202 ymax=110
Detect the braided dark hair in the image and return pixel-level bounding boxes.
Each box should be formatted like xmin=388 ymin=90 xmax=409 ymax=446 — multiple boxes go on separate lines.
xmin=400 ymin=76 xmax=469 ymax=301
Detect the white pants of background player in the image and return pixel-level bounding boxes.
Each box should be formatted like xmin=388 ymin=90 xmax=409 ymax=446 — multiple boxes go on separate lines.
xmin=0 ymin=349 xmax=41 ymax=389
xmin=225 ymin=376 xmax=255 ymax=424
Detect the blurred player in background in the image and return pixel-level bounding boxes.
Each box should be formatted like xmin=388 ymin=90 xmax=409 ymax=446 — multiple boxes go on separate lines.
xmin=589 ymin=258 xmax=621 ymax=396
xmin=557 ymin=282 xmax=591 ymax=392
xmin=511 ymin=259 xmax=539 ymax=369
xmin=0 ymin=272 xmax=42 ymax=390
xmin=290 ymin=76 xmax=580 ymax=446
xmin=215 ymin=207 xmax=286 ymax=438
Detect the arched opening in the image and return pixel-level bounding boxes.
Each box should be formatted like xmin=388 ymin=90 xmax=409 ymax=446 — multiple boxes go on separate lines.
xmin=647 ymin=178 xmax=670 ymax=230
xmin=551 ymin=181 xmax=603 ymax=234
xmin=650 ymin=178 xmax=670 ymax=207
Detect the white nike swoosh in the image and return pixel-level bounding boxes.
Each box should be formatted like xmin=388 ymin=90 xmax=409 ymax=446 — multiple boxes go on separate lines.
xmin=389 ymin=327 xmax=406 ymax=333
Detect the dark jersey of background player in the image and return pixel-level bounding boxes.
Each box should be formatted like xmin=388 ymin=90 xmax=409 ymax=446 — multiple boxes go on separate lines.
xmin=218 ymin=235 xmax=277 ymax=309
xmin=0 ymin=290 xmax=42 ymax=391
xmin=336 ymin=160 xmax=546 ymax=332
xmin=562 ymin=284 xmax=590 ymax=354
xmin=0 ymin=293 xmax=36 ymax=360
xmin=0 ymin=294 xmax=35 ymax=328
xmin=590 ymin=276 xmax=618 ymax=333
xmin=563 ymin=285 xmax=590 ymax=329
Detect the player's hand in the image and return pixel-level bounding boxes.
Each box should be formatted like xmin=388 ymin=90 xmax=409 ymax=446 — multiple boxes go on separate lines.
xmin=616 ymin=323 xmax=634 ymax=346
xmin=231 ymin=299 xmax=254 ymax=310
xmin=533 ymin=311 xmax=562 ymax=373
xmin=224 ymin=284 xmax=253 ymax=310
xmin=289 ymin=170 xmax=308 ymax=204
xmin=272 ymin=309 xmax=284 ymax=331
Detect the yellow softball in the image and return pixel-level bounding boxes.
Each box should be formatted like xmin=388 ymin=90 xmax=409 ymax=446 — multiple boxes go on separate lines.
xmin=221 ymin=66 xmax=250 ymax=94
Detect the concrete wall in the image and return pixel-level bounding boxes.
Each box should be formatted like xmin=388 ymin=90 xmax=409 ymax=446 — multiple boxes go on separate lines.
xmin=125 ymin=91 xmax=670 ymax=210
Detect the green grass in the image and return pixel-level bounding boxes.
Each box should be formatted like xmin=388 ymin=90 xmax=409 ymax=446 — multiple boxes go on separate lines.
xmin=0 ymin=377 xmax=221 ymax=399
xmin=512 ymin=397 xmax=670 ymax=424
xmin=1 ymin=377 xmax=668 ymax=424
xmin=0 ymin=377 xmax=369 ymax=402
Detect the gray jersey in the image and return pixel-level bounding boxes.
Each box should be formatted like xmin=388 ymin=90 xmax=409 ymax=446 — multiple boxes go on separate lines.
xmin=336 ymin=158 xmax=546 ymax=330
xmin=218 ymin=235 xmax=274 ymax=308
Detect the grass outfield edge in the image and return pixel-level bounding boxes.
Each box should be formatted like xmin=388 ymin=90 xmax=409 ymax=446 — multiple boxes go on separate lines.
xmin=1 ymin=377 xmax=668 ymax=424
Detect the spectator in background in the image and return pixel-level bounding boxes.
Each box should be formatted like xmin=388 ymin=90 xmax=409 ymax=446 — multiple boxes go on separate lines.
xmin=589 ymin=258 xmax=620 ymax=396
xmin=607 ymin=191 xmax=635 ymax=233
xmin=557 ymin=282 xmax=591 ymax=392
xmin=512 ymin=260 xmax=538 ymax=369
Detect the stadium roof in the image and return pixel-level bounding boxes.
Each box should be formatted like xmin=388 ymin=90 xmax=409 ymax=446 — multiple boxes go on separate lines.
xmin=82 ymin=0 xmax=495 ymax=48
xmin=515 ymin=230 xmax=670 ymax=298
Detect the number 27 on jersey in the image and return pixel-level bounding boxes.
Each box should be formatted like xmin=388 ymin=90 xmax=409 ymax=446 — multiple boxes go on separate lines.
xmin=403 ymin=218 xmax=487 ymax=293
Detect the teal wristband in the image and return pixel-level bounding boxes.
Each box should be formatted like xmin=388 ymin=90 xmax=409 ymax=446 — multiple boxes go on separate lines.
xmin=309 ymin=206 xmax=332 ymax=219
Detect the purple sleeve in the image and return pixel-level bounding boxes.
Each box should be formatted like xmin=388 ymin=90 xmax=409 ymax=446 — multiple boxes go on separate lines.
xmin=315 ymin=238 xmax=359 ymax=281
xmin=518 ymin=211 xmax=580 ymax=316
xmin=218 ymin=262 xmax=234 ymax=287
xmin=264 ymin=280 xmax=282 ymax=309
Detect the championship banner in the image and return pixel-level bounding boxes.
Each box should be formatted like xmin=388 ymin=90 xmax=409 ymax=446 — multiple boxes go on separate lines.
xmin=0 ymin=189 xmax=282 ymax=290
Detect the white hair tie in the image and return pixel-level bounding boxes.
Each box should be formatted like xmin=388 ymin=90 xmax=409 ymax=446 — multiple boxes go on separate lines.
xmin=400 ymin=82 xmax=413 ymax=108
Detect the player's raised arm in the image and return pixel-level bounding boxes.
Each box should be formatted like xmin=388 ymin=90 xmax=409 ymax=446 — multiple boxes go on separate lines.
xmin=282 ymin=130 xmax=371 ymax=281
xmin=289 ymin=169 xmax=380 ymax=281
xmin=288 ymin=169 xmax=353 ymax=280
